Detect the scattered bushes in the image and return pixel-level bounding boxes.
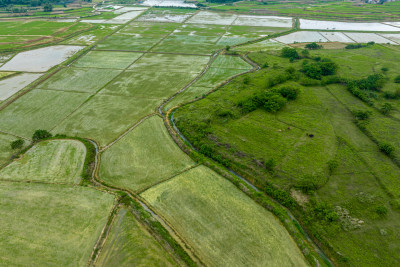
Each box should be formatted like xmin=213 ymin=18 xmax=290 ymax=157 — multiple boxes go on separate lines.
xmin=345 ymin=42 xmax=374 ymax=49
xmin=305 ymin=42 xmax=323 ymax=50
xmin=32 ymin=129 xmax=52 ymax=142
xmin=264 ymin=158 xmax=276 ymax=172
xmin=10 ymin=139 xmax=24 ymax=150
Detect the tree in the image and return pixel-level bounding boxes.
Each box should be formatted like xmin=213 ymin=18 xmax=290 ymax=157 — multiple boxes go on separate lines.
xmin=281 ymin=47 xmax=299 ymax=60
xmin=277 ymin=85 xmax=301 ymax=100
xmin=263 ymin=93 xmax=287 ymax=112
xmin=380 ymin=102 xmax=393 ymax=115
xmin=10 ymin=139 xmax=24 ymax=150
xmin=43 ymin=3 xmax=53 ymax=12
xmin=305 ymin=42 xmax=322 ymax=50
xmin=379 ymin=142 xmax=395 ymax=157
xmin=32 ymin=129 xmax=52 ymax=141
xmin=301 ymin=49 xmax=310 ymax=58
xmin=394 ymin=75 xmax=400 ymax=83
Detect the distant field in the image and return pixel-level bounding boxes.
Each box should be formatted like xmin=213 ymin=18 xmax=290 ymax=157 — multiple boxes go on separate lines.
xmin=141 ymin=165 xmax=308 ymax=267
xmin=0 ymin=182 xmax=114 ymax=266
xmin=0 ymin=139 xmax=86 ymax=184
xmin=96 ymin=208 xmax=178 ymax=267
xmin=100 ymin=115 xmax=195 ymax=192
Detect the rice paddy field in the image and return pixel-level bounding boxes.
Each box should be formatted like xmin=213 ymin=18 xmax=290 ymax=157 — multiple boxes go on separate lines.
xmin=3 ymin=4 xmax=400 ymax=267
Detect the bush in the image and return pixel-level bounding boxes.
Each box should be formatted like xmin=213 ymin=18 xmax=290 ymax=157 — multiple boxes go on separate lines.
xmin=379 ymin=142 xmax=395 ymax=157
xmin=263 ymin=93 xmax=287 ymax=112
xmin=383 ymin=88 xmax=400 ymax=99
xmin=276 ymin=85 xmax=301 ymax=100
xmin=321 ymin=75 xmax=342 ymax=85
xmin=357 ymin=74 xmax=385 ymax=91
xmin=353 ymin=110 xmax=371 ymax=120
xmin=380 ymin=103 xmax=393 ymax=115
xmin=381 ymin=67 xmax=389 ymax=72
xmin=345 ymin=43 xmax=364 ymax=49
xmin=32 ymin=129 xmax=52 ymax=142
xmin=305 ymin=42 xmax=323 ymax=50
xmin=281 ymin=47 xmax=299 ymax=60
xmin=375 ymin=205 xmax=388 ymax=216
xmin=299 ymin=77 xmax=320 ymax=86
xmin=327 ymin=159 xmax=338 ymax=174
xmin=264 ymin=158 xmax=276 ymax=172
xmin=301 ymin=49 xmax=310 ymax=58
xmin=217 ymin=109 xmax=233 ymax=117
xmin=10 ymin=139 xmax=24 ymax=150
xmin=301 ymin=59 xmax=338 ymax=80
xmin=297 ymin=175 xmax=322 ymax=194
xmin=394 ymin=75 xmax=400 ymax=83
xmin=261 ymin=62 xmax=269 ymax=68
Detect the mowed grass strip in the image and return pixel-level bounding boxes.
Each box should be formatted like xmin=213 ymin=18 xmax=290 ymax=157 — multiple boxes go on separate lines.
xmin=0 ymin=139 xmax=86 ymax=184
xmin=128 ymin=53 xmax=210 ymax=74
xmin=100 ymin=115 xmax=195 ymax=192
xmin=52 ymin=94 xmax=159 ymax=146
xmin=0 ymin=182 xmax=114 ymax=266
xmin=0 ymin=89 xmax=90 ymax=139
xmin=74 ymin=51 xmax=143 ymax=69
xmin=141 ymin=165 xmax=308 ymax=267
xmin=96 ymin=208 xmax=178 ymax=267
xmin=38 ymin=67 xmax=121 ymax=94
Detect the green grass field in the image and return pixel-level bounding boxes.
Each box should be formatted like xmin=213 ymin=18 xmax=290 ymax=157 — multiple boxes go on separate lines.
xmin=52 ymin=94 xmax=159 ymax=146
xmin=62 ymin=24 xmax=118 ymax=46
xmin=0 ymin=182 xmax=114 ymax=266
xmin=0 ymin=133 xmax=18 ymax=166
xmin=38 ymin=67 xmax=122 ymax=93
xmin=96 ymin=208 xmax=178 ymax=267
xmin=74 ymin=51 xmax=143 ymax=69
xmin=141 ymin=165 xmax=308 ymax=267
xmin=0 ymin=89 xmax=90 ymax=139
xmin=0 ymin=139 xmax=86 ymax=184
xmin=100 ymin=115 xmax=195 ymax=192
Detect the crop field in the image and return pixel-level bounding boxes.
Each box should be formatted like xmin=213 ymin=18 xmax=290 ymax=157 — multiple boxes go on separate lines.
xmin=100 ymin=115 xmax=194 ymax=193
xmin=344 ymin=32 xmax=395 ymax=44
xmin=137 ymin=8 xmax=195 ymax=23
xmin=38 ymin=67 xmax=121 ymax=93
xmin=96 ymin=208 xmax=178 ymax=266
xmin=0 ymin=182 xmax=114 ymax=266
xmin=233 ymin=15 xmax=293 ymax=28
xmin=275 ymin=31 xmax=328 ymax=44
xmin=233 ymin=39 xmax=286 ymax=52
xmin=0 ymin=45 xmax=83 ymax=72
xmin=319 ymin=32 xmax=355 ymax=43
xmin=0 ymin=89 xmax=90 ymax=139
xmin=0 ymin=139 xmax=86 ymax=184
xmin=73 ymin=51 xmax=143 ymax=69
xmin=299 ymin=19 xmax=400 ymax=31
xmin=141 ymin=165 xmax=307 ymax=267
xmin=62 ymin=25 xmax=119 ymax=45
xmin=186 ymin=11 xmax=237 ymax=25
xmin=0 ymin=73 xmax=41 ymax=101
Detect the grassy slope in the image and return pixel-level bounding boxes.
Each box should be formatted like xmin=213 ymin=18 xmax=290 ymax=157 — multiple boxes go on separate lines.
xmin=96 ymin=208 xmax=178 ymax=267
xmin=141 ymin=165 xmax=308 ymax=267
xmin=100 ymin=115 xmax=195 ymax=192
xmin=0 ymin=182 xmax=114 ymax=266
xmin=0 ymin=133 xmax=18 ymax=166
xmin=174 ymin=45 xmax=400 ymax=265
xmin=0 ymin=139 xmax=86 ymax=184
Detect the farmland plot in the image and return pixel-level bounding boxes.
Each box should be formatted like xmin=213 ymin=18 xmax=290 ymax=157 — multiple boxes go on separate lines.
xmin=62 ymin=25 xmax=118 ymax=45
xmin=0 ymin=89 xmax=90 ymax=139
xmin=141 ymin=0 xmax=196 ymax=8
xmin=344 ymin=32 xmax=396 ymax=44
xmin=100 ymin=116 xmax=195 ymax=192
xmin=0 ymin=139 xmax=86 ymax=184
xmin=38 ymin=67 xmax=121 ymax=94
xmin=0 ymin=45 xmax=84 ymax=72
xmin=74 ymin=51 xmax=143 ymax=69
xmin=381 ymin=33 xmax=400 ymax=44
xmin=0 ymin=182 xmax=114 ymax=266
xmin=299 ymin=19 xmax=400 ymax=31
xmin=141 ymin=165 xmax=308 ymax=267
xmin=0 ymin=73 xmax=42 ymax=101
xmin=96 ymin=208 xmax=178 ymax=267
xmin=319 ymin=31 xmax=355 ymax=43
xmin=52 ymin=94 xmax=159 ymax=146
xmin=106 ymin=10 xmax=147 ymax=24
xmin=274 ymin=31 xmax=328 ymax=44
xmin=186 ymin=11 xmax=237 ymax=25
xmin=233 ymin=15 xmax=292 ymax=28
xmin=137 ymin=8 xmax=195 ymax=23
xmin=234 ymin=39 xmax=286 ymax=52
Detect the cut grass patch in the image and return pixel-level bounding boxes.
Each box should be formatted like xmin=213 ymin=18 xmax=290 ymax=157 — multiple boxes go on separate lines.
xmin=0 ymin=182 xmax=114 ymax=266
xmin=96 ymin=208 xmax=178 ymax=266
xmin=0 ymin=139 xmax=86 ymax=184
xmin=100 ymin=115 xmax=195 ymax=192
xmin=141 ymin=165 xmax=308 ymax=267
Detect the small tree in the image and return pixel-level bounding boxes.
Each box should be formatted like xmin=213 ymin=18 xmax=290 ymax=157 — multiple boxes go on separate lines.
xmin=394 ymin=75 xmax=400 ymax=83
xmin=32 ymin=129 xmax=52 ymax=142
xmin=43 ymin=3 xmax=53 ymax=12
xmin=305 ymin=42 xmax=322 ymax=50
xmin=301 ymin=49 xmax=310 ymax=58
xmin=225 ymin=45 xmax=230 ymax=51
xmin=375 ymin=205 xmax=388 ymax=216
xmin=379 ymin=142 xmax=395 ymax=157
xmin=10 ymin=139 xmax=24 ymax=150
xmin=281 ymin=47 xmax=299 ymax=60
xmin=380 ymin=103 xmax=393 ymax=115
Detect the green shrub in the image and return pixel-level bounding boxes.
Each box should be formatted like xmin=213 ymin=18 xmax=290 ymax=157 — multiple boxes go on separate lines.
xmin=380 ymin=103 xmax=393 ymax=115
xmin=352 ymin=110 xmax=371 ymax=120
xmin=297 ymin=175 xmax=323 ymax=194
xmin=305 ymin=42 xmax=323 ymax=50
xmin=264 ymin=158 xmax=276 ymax=172
xmin=383 ymin=88 xmax=400 ymax=99
xmin=32 ymin=129 xmax=52 ymax=142
xmin=394 ymin=75 xmax=400 ymax=83
xmin=381 ymin=67 xmax=389 ymax=72
xmin=10 ymin=139 xmax=24 ymax=150
xmin=276 ymin=85 xmax=301 ymax=100
xmin=375 ymin=205 xmax=388 ymax=216
xmin=217 ymin=109 xmax=233 ymax=118
xmin=299 ymin=77 xmax=320 ymax=86
xmin=281 ymin=47 xmax=299 ymax=60
xmin=327 ymin=159 xmax=338 ymax=174
xmin=379 ymin=142 xmax=395 ymax=157
xmin=263 ymin=93 xmax=287 ymax=112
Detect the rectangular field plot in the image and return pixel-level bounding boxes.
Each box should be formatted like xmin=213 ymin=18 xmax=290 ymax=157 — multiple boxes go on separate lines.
xmin=96 ymin=208 xmax=178 ymax=266
xmin=0 ymin=45 xmax=84 ymax=72
xmin=299 ymin=19 xmax=400 ymax=31
xmin=96 ymin=34 xmax=161 ymax=51
xmin=74 ymin=51 xmax=143 ymax=69
xmin=106 ymin=10 xmax=147 ymax=24
xmin=100 ymin=116 xmax=195 ymax=192
xmin=137 ymin=8 xmax=195 ymax=23
xmin=380 ymin=33 xmax=400 ymax=44
xmin=319 ymin=32 xmax=355 ymax=43
xmin=163 ymin=86 xmax=210 ymax=111
xmin=38 ymin=67 xmax=121 ymax=93
xmin=100 ymin=70 xmax=197 ymax=98
xmin=152 ymin=35 xmax=222 ymax=54
xmin=233 ymin=15 xmax=292 ymax=28
xmin=344 ymin=32 xmax=396 ymax=44
xmin=0 ymin=139 xmax=86 ymax=184
xmin=52 ymin=94 xmax=159 ymax=146
xmin=211 ymin=55 xmax=252 ymax=70
xmin=62 ymin=25 xmax=119 ymax=45
xmin=0 ymin=20 xmax=75 ymax=35
xmin=0 ymin=89 xmax=90 ymax=139
xmin=194 ymin=67 xmax=245 ymax=88
xmin=129 ymin=53 xmax=209 ymax=73
xmin=0 ymin=182 xmax=114 ymax=266
xmin=186 ymin=11 xmax=237 ymax=25
xmin=274 ymin=31 xmax=328 ymax=44
xmin=142 ymin=0 xmax=196 ymax=8
xmin=234 ymin=39 xmax=286 ymax=52
xmin=0 ymin=73 xmax=42 ymax=101
xmin=141 ymin=165 xmax=307 ymax=267
xmin=119 ymin=21 xmax=179 ymax=36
